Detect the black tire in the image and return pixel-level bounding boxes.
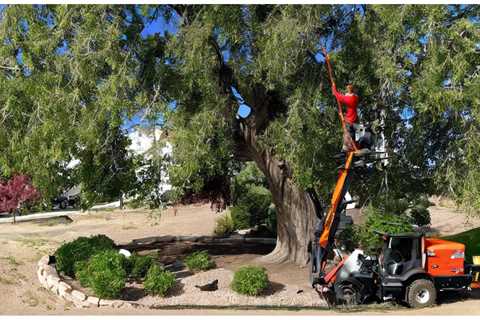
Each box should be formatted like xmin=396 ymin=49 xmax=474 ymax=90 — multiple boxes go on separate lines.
xmin=60 ymin=199 xmax=68 ymax=209
xmin=406 ymin=279 xmax=436 ymax=308
xmin=335 ymin=281 xmax=361 ymax=306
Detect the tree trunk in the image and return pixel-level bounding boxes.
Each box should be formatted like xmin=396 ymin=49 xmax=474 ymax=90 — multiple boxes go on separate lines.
xmin=119 ymin=191 xmax=124 ymax=210
xmin=238 ymin=122 xmax=319 ymax=265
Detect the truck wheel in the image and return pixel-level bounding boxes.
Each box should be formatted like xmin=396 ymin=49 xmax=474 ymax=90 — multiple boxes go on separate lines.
xmin=335 ymin=282 xmax=361 ymax=306
xmin=60 ymin=199 xmax=68 ymax=209
xmin=407 ymin=279 xmax=436 ymax=308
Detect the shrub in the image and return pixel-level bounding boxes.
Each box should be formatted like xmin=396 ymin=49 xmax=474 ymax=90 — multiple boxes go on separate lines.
xmin=74 ymin=261 xmax=90 ymax=287
xmin=337 ymin=224 xmax=361 ymax=252
xmin=444 ymin=227 xmax=480 ymax=264
xmin=377 ymin=197 xmax=410 ymax=215
xmin=230 ymin=186 xmax=273 ymax=230
xmin=144 ymin=264 xmax=176 ymax=297
xmin=214 ymin=211 xmax=235 ymax=236
xmin=410 ymin=205 xmax=431 ymax=226
xmin=230 ymin=205 xmax=250 ymax=230
xmin=415 ymin=195 xmax=434 ymax=209
xmin=231 ymin=162 xmax=267 ymax=203
xmin=85 ymin=250 xmax=127 ymax=299
xmin=231 ymin=163 xmax=274 ymax=232
xmin=55 ymin=234 xmax=115 ymax=277
xmin=184 ymin=250 xmax=215 ymax=272
xmin=128 ymin=254 xmax=154 ymax=279
xmin=358 ymin=205 xmax=414 ymax=255
xmin=231 ymin=266 xmax=269 ymax=296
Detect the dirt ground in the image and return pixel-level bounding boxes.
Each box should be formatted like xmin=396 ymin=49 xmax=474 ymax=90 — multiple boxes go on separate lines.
xmin=0 ymin=202 xmax=479 ymax=315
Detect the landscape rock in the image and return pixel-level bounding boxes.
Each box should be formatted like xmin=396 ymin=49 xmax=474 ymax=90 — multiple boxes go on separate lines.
xmin=98 ymin=299 xmax=115 ymax=307
xmin=46 ymin=275 xmax=60 ymax=289
xmin=58 ymin=281 xmax=72 ymax=294
xmin=71 ymin=290 xmax=87 ymax=302
xmin=87 ymin=296 xmax=100 ymax=307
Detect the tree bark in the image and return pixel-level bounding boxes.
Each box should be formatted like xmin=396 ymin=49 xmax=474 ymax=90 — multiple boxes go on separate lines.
xmin=237 ymin=121 xmax=319 ymax=265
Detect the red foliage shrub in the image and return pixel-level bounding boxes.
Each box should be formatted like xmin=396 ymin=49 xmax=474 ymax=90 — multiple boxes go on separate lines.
xmin=0 ymin=175 xmax=40 ymax=213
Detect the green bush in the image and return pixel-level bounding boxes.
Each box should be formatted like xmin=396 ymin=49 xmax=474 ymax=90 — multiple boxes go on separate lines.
xmin=55 ymin=234 xmax=115 ymax=277
xmin=214 ymin=212 xmax=235 ymax=236
xmin=184 ymin=250 xmax=215 ymax=272
xmin=231 ymin=162 xmax=267 ymax=203
xmin=230 ymin=205 xmax=250 ymax=230
xmin=230 ymin=185 xmax=273 ymax=230
xmin=231 ymin=266 xmax=269 ymax=296
xmin=230 ymin=163 xmax=274 ymax=233
xmin=128 ymin=254 xmax=154 ymax=279
xmin=358 ymin=205 xmax=414 ymax=255
xmin=337 ymin=224 xmax=361 ymax=252
xmin=74 ymin=261 xmax=90 ymax=287
xmin=415 ymin=195 xmax=434 ymax=208
xmin=443 ymin=227 xmax=480 ymax=264
xmin=144 ymin=264 xmax=176 ymax=297
xmin=410 ymin=205 xmax=431 ymax=226
xmin=85 ymin=250 xmax=127 ymax=299
xmin=378 ymin=197 xmax=410 ymax=215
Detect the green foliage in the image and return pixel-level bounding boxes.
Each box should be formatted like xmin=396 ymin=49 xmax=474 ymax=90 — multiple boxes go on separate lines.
xmin=230 ymin=166 xmax=273 ymax=231
xmin=168 ymin=107 xmax=236 ymax=207
xmin=83 ymin=250 xmax=127 ymax=299
xmin=358 ymin=205 xmax=414 ymax=255
xmin=1 ymin=5 xmax=479 ymax=260
xmin=409 ymin=205 xmax=431 ymax=226
xmin=382 ymin=198 xmax=410 ymax=216
xmin=77 ymin=122 xmax=137 ymax=209
xmin=74 ymin=261 xmax=90 ymax=287
xmin=443 ymin=227 xmax=480 ymax=264
xmin=214 ymin=211 xmax=235 ymax=236
xmin=143 ymin=264 xmax=176 ymax=297
xmin=230 ymin=205 xmax=250 ymax=230
xmin=55 ymin=234 xmax=115 ymax=277
xmin=127 ymin=254 xmax=154 ymax=279
xmin=231 ymin=163 xmax=267 ymax=203
xmin=231 ymin=266 xmax=269 ymax=296
xmin=337 ymin=224 xmax=361 ymax=252
xmin=0 ymin=5 xmax=145 ymax=203
xmin=184 ymin=250 xmax=215 ymax=272
xmin=230 ymin=163 xmax=274 ymax=231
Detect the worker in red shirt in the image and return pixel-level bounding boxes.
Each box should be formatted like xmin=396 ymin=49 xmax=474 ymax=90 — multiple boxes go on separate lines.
xmin=332 ymin=82 xmax=359 ymax=152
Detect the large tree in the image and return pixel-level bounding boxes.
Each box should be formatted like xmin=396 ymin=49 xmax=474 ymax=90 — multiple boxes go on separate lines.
xmin=163 ymin=5 xmax=479 ymax=264
xmin=0 ymin=5 xmax=153 ymax=202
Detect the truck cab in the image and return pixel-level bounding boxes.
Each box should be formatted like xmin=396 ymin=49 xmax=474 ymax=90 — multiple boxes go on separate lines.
xmin=332 ymin=233 xmax=475 ymax=308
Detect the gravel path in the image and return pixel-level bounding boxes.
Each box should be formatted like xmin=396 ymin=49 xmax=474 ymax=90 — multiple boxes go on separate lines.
xmin=138 ymin=268 xmax=327 ymax=308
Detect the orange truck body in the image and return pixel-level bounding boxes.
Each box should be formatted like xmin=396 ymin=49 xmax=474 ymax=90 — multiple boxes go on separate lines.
xmin=425 ymin=238 xmax=466 ymax=277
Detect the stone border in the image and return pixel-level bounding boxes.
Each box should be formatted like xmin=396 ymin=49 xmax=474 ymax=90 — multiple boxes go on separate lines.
xmin=37 ymin=255 xmax=141 ymax=309
xmin=37 ymin=236 xmax=276 ymax=309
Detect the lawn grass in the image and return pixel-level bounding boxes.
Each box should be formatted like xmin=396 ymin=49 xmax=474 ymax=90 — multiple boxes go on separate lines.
xmin=443 ymin=227 xmax=480 ymax=264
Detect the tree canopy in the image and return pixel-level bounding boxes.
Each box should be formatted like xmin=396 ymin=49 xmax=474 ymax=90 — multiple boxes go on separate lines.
xmin=0 ymin=5 xmax=478 ymax=261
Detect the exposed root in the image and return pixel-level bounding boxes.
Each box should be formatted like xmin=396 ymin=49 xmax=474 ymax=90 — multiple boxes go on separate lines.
xmin=257 ymin=241 xmax=290 ymax=264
